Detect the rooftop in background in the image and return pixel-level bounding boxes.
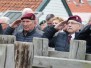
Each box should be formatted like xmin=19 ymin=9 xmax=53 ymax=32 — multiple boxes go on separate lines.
xmin=66 ymin=0 xmax=91 ymax=12
xmin=0 ymin=0 xmax=72 ymax=23
xmin=0 ymin=0 xmax=42 ymax=12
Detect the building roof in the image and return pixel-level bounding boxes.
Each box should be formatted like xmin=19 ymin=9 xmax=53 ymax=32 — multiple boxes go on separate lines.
xmin=66 ymin=0 xmax=91 ymax=12
xmin=0 ymin=0 xmax=43 ymax=12
xmin=0 ymin=0 xmax=72 ymax=23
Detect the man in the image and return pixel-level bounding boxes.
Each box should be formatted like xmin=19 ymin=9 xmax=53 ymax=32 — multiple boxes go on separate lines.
xmin=0 ymin=16 xmax=10 ymax=33
xmin=66 ymin=15 xmax=82 ymax=39
xmin=76 ymin=23 xmax=91 ymax=53
xmin=22 ymin=8 xmax=43 ymax=35
xmin=39 ymin=20 xmax=47 ymax=31
xmin=5 ymin=13 xmax=42 ymax=42
xmin=43 ymin=15 xmax=82 ymax=52
xmin=43 ymin=14 xmax=55 ymax=32
xmin=46 ymin=14 xmax=55 ymax=26
xmin=14 ymin=8 xmax=34 ymax=34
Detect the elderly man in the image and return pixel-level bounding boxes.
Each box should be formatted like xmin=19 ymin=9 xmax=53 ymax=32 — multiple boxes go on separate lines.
xmin=14 ymin=8 xmax=43 ymax=34
xmin=14 ymin=8 xmax=34 ymax=34
xmin=43 ymin=15 xmax=82 ymax=52
xmin=5 ymin=13 xmax=42 ymax=42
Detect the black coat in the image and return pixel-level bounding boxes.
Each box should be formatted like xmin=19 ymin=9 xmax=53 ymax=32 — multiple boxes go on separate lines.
xmin=0 ymin=24 xmax=3 ymax=34
xmin=76 ymin=25 xmax=91 ymax=53
xmin=4 ymin=26 xmax=43 ymax=42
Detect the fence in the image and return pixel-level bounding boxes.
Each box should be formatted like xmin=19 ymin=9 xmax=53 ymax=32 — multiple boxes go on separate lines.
xmin=0 ymin=35 xmax=91 ymax=68
xmin=0 ymin=35 xmax=33 ymax=68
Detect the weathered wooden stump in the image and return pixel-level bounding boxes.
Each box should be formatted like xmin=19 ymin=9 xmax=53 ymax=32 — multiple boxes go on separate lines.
xmin=15 ymin=41 xmax=34 ymax=68
xmin=33 ymin=37 xmax=48 ymax=56
xmin=0 ymin=35 xmax=16 ymax=68
xmin=0 ymin=44 xmax=15 ymax=68
xmin=0 ymin=42 xmax=34 ymax=68
xmin=0 ymin=35 xmax=34 ymax=68
xmin=69 ymin=40 xmax=86 ymax=60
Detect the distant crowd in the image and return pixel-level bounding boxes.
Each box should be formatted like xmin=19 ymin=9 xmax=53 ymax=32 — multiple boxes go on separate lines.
xmin=0 ymin=8 xmax=91 ymax=53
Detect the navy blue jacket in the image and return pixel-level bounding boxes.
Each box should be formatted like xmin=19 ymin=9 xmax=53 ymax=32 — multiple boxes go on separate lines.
xmin=42 ymin=26 xmax=70 ymax=52
xmin=4 ymin=26 xmax=43 ymax=42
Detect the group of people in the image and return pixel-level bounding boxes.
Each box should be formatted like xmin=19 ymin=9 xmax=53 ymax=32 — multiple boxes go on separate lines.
xmin=0 ymin=8 xmax=91 ymax=54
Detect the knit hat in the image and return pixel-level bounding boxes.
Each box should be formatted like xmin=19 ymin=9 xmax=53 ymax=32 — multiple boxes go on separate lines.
xmin=21 ymin=13 xmax=36 ymax=20
xmin=39 ymin=20 xmax=46 ymax=25
xmin=67 ymin=15 xmax=82 ymax=23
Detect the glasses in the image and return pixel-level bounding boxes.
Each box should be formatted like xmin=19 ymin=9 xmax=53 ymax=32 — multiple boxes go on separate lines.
xmin=68 ymin=21 xmax=80 ymax=25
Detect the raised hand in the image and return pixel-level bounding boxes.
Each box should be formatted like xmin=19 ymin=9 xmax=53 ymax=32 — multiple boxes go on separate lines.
xmin=10 ymin=20 xmax=21 ymax=28
xmin=54 ymin=21 xmax=67 ymax=31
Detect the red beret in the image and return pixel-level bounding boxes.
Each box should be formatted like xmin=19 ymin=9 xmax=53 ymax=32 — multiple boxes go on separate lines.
xmin=21 ymin=13 xmax=36 ymax=20
xmin=67 ymin=15 xmax=82 ymax=23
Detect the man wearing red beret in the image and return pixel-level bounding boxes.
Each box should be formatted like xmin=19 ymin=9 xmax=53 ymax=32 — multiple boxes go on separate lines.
xmin=5 ymin=13 xmax=42 ymax=42
xmin=43 ymin=15 xmax=83 ymax=52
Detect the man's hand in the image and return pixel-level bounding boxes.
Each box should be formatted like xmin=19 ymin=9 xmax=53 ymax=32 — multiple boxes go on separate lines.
xmin=10 ymin=20 xmax=21 ymax=28
xmin=54 ymin=21 xmax=67 ymax=31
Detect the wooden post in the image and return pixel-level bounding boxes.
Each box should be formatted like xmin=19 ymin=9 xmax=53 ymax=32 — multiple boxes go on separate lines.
xmin=69 ymin=40 xmax=86 ymax=60
xmin=0 ymin=44 xmax=7 ymax=68
xmin=0 ymin=44 xmax=15 ymax=68
xmin=33 ymin=65 xmax=52 ymax=68
xmin=33 ymin=56 xmax=91 ymax=68
xmin=42 ymin=38 xmax=48 ymax=56
xmin=15 ymin=41 xmax=34 ymax=68
xmin=33 ymin=37 xmax=43 ymax=56
xmin=0 ymin=35 xmax=16 ymax=44
xmin=0 ymin=35 xmax=16 ymax=68
xmin=33 ymin=37 xmax=48 ymax=56
xmin=48 ymin=51 xmax=69 ymax=58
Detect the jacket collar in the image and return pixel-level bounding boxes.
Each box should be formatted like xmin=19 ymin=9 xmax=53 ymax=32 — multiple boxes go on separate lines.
xmin=22 ymin=28 xmax=36 ymax=36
